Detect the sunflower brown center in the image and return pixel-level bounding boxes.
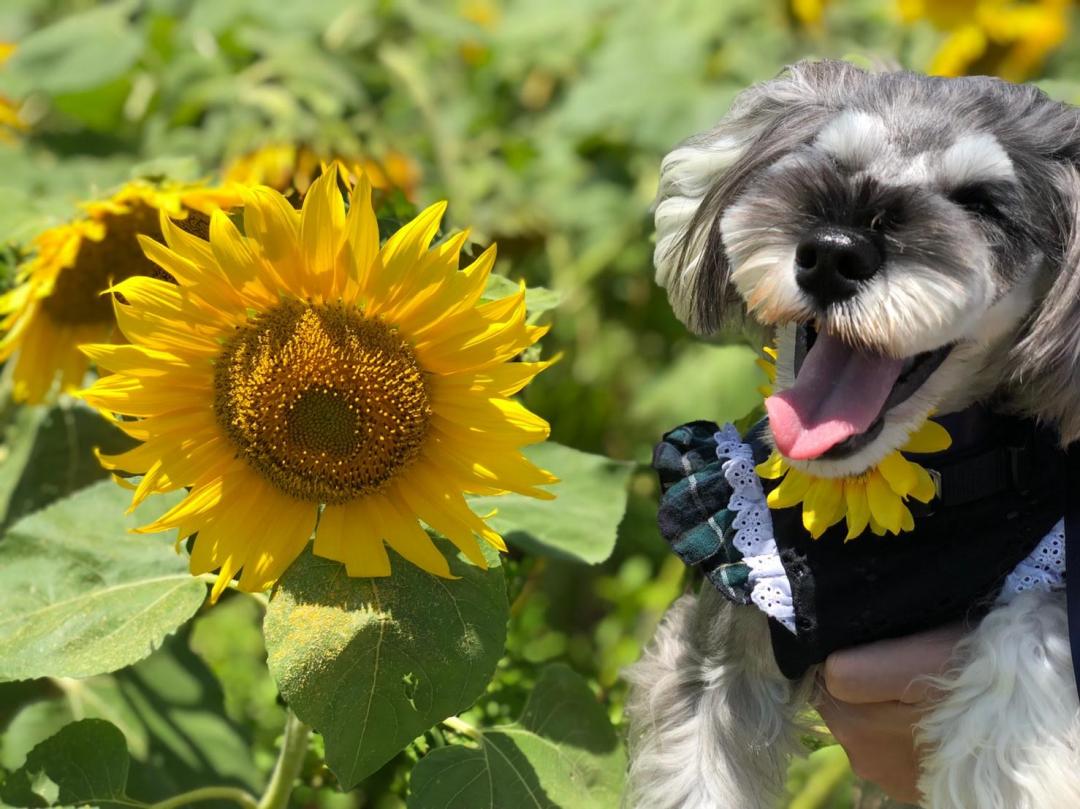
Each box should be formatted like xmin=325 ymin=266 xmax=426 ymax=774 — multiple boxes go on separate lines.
xmin=213 ymin=299 xmax=431 ymax=504
xmin=41 ymin=202 xmax=165 ymax=325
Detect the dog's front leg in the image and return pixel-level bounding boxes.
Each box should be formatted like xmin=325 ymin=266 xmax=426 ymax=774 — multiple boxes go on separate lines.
xmin=624 ymin=585 xmax=813 ymax=809
xmin=917 ymin=590 xmax=1080 ymax=809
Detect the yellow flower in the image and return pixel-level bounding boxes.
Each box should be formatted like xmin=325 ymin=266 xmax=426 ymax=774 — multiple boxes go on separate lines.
xmin=0 ymin=43 xmax=24 ymax=141
xmin=792 ymin=0 xmax=827 ymax=26
xmin=0 ymin=181 xmax=239 ymax=403
xmin=898 ymin=0 xmax=1069 ymax=82
xmin=223 ymin=143 xmax=421 ymax=201
xmin=78 ymin=165 xmax=556 ymax=600
xmin=757 ymin=420 xmax=950 ymax=540
xmin=459 ymin=0 xmax=500 ymax=65
xmin=754 ymin=342 xmax=950 ymax=540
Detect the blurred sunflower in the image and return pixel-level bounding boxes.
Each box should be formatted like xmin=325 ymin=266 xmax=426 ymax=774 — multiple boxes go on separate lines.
xmin=79 ymin=165 xmax=555 ymax=599
xmin=0 ymin=43 xmax=24 ymax=140
xmin=224 ymin=143 xmax=420 ymax=201
xmin=459 ymin=0 xmax=500 ymax=65
xmin=791 ymin=0 xmax=827 ymax=27
xmin=898 ymin=0 xmax=1069 ymax=81
xmin=0 ymin=181 xmax=239 ymax=403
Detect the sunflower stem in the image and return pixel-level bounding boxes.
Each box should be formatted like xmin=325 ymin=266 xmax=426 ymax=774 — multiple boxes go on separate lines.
xmin=257 ymin=709 xmax=311 ymax=809
xmin=442 ymin=715 xmax=483 ymax=741
xmin=148 ymin=786 xmax=258 ymax=809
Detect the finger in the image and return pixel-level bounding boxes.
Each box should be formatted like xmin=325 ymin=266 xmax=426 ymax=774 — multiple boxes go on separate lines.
xmin=822 ymin=622 xmax=967 ymax=704
xmin=815 ymin=700 xmax=924 ymax=804
xmin=816 ymin=695 xmax=923 ymax=738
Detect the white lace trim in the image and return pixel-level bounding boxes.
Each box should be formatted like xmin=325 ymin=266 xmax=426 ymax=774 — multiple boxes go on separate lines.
xmin=999 ymin=518 xmax=1066 ymax=602
xmin=715 ymin=424 xmax=796 ymax=633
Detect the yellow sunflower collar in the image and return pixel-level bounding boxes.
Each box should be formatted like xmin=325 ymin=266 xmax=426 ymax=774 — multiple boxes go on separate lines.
xmin=754 ymin=345 xmax=952 ymax=541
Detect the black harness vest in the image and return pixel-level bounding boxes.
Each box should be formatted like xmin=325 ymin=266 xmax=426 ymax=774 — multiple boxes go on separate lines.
xmin=655 ymin=408 xmax=1069 ymax=680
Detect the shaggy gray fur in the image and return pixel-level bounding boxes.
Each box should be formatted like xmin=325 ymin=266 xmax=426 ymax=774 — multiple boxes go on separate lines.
xmin=624 ymin=587 xmax=814 ymax=809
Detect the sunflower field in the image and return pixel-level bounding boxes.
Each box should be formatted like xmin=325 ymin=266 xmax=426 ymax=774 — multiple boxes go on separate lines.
xmin=0 ymin=1 xmax=1077 ymax=808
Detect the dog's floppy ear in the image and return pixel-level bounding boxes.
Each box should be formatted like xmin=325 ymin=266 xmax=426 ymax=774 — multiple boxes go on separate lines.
xmin=654 ymin=59 xmax=862 ymax=334
xmin=1009 ymin=158 xmax=1080 ymax=444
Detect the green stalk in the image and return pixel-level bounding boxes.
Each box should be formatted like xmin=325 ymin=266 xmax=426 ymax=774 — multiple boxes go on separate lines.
xmin=256 ymin=709 xmax=312 ymax=809
xmin=148 ymin=786 xmax=258 ymax=809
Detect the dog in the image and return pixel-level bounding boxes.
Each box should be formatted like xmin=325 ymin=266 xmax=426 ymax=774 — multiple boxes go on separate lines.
xmin=624 ymin=60 xmax=1080 ymax=809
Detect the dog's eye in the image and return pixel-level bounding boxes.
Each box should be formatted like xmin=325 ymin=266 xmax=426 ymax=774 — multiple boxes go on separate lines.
xmin=948 ymin=184 xmax=1004 ymax=220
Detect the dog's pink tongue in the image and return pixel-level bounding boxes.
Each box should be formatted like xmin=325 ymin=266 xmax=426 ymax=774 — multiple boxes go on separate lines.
xmin=765 ymin=333 xmax=904 ymax=460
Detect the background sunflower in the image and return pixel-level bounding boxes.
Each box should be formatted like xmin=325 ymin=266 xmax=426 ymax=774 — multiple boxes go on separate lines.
xmin=0 ymin=181 xmax=237 ymax=402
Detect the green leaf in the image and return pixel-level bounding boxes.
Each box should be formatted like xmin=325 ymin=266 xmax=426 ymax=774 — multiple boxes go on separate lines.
xmin=263 ymin=544 xmax=508 ymax=789
xmin=0 ymin=633 xmax=262 ymax=803
xmin=629 ymin=342 xmax=764 ymax=436
xmin=483 ymin=274 xmax=562 ymax=318
xmin=0 ymin=480 xmax=206 ymax=682
xmin=190 ymin=595 xmax=285 ymax=735
xmin=1 ymin=3 xmax=144 ymax=97
xmin=0 ymin=719 xmax=130 ymax=809
xmin=0 ymin=402 xmax=135 ymax=532
xmin=469 ymin=442 xmax=634 ymax=564
xmin=408 ymin=664 xmax=626 ymax=809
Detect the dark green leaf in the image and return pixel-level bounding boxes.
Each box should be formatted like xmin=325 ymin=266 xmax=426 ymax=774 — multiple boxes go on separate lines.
xmin=629 ymin=343 xmax=764 ymax=436
xmin=0 ymin=481 xmax=205 ymax=681
xmin=264 ymin=544 xmax=508 ymax=789
xmin=408 ymin=664 xmax=625 ymax=809
xmin=0 ymin=719 xmax=130 ymax=809
xmin=483 ymin=275 xmax=562 ymax=318
xmin=0 ymin=633 xmax=262 ymax=804
xmin=0 ymin=402 xmax=135 ymax=532
xmin=469 ymin=442 xmax=634 ymax=564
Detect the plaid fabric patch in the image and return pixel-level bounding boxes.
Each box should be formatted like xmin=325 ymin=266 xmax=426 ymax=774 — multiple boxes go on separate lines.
xmin=653 ymin=421 xmax=752 ymax=605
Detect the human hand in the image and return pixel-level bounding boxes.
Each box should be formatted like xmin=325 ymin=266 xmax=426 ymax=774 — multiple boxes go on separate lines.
xmin=815 ymin=623 xmax=968 ymax=805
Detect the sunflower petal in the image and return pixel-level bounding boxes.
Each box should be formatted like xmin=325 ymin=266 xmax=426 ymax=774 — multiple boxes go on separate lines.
xmin=866 ymin=470 xmax=903 ymax=534
xmin=802 ymin=478 xmax=845 ymax=539
xmin=877 ymin=451 xmax=919 ymax=497
xmin=756 ymin=451 xmax=788 ymax=480
xmin=902 ymin=419 xmax=952 ymax=454
xmin=843 ymin=480 xmax=871 ymax=541
xmin=767 ymin=467 xmax=813 ymax=509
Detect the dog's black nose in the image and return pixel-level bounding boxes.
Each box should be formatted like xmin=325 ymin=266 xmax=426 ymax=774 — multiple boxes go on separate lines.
xmin=794 ymin=226 xmax=883 ymax=304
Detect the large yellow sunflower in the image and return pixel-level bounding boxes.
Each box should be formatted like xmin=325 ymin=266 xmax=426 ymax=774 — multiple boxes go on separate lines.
xmin=755 ymin=344 xmax=951 ymax=540
xmin=78 ymin=165 xmax=555 ymax=599
xmin=0 ymin=181 xmax=239 ymax=403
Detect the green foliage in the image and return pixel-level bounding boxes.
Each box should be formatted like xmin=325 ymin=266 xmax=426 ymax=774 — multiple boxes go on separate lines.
xmin=1 ymin=718 xmax=131 ymax=808
xmin=263 ymin=545 xmax=508 ymax=789
xmin=0 ymin=481 xmax=205 ymax=681
xmin=470 ymin=442 xmax=634 ymax=564
xmin=0 ymin=633 xmax=262 ymax=804
xmin=0 ymin=402 xmax=134 ymax=531
xmin=408 ymin=664 xmax=625 ymax=809
xmin=2 ymin=4 xmax=143 ymax=96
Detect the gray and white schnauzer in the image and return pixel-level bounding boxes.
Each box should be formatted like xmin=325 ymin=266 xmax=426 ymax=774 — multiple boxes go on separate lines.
xmin=625 ymin=60 xmax=1080 ymax=809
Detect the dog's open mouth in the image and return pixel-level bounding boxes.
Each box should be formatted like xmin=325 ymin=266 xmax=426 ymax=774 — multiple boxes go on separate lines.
xmin=765 ymin=324 xmax=952 ymax=461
